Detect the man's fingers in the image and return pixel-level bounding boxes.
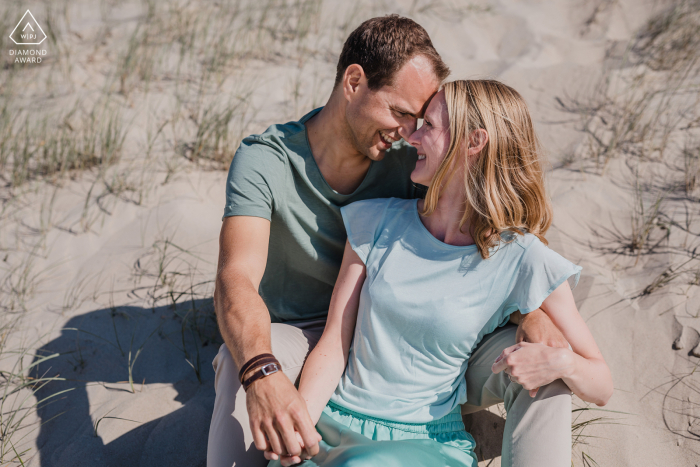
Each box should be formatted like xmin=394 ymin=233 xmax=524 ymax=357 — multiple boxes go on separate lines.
xmin=529 ymin=387 xmax=539 ymax=398
xmin=277 ymin=422 xmax=303 ymax=458
xmin=294 ymin=416 xmax=321 ymax=458
xmin=264 ymin=423 xmax=285 ymax=456
xmin=252 ymin=425 xmax=270 ymax=453
xmin=264 ymin=450 xmax=278 ymax=461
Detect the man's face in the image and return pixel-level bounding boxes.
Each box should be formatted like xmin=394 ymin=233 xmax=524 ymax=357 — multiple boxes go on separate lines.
xmin=344 ymin=55 xmax=441 ymax=161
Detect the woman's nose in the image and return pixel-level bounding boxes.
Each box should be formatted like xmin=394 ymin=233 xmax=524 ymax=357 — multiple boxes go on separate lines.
xmin=406 ymin=127 xmax=421 ymax=147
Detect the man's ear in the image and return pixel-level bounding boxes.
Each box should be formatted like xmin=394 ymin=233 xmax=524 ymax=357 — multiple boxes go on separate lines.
xmin=342 ymin=64 xmax=365 ymax=103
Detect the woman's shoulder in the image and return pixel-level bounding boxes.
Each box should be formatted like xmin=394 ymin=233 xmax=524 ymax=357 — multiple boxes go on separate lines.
xmin=509 ymin=232 xmax=541 ymax=251
xmin=493 ymin=231 xmax=547 ymax=260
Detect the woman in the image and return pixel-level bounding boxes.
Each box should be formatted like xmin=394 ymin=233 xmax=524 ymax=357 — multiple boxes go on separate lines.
xmin=268 ymin=80 xmax=613 ymax=466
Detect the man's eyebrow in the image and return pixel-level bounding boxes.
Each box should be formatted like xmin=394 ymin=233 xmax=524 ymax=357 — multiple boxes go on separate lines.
xmin=390 ymin=105 xmax=418 ymax=118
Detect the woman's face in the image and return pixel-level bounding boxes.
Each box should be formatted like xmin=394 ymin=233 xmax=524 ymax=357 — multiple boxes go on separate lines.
xmin=407 ymin=90 xmax=451 ymax=186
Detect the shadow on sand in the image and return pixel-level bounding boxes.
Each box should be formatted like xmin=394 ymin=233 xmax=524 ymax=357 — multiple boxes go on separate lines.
xmin=31 ymin=299 xmax=221 ymax=467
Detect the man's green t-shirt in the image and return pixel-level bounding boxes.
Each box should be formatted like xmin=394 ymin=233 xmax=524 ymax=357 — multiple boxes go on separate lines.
xmin=224 ymin=107 xmax=422 ymax=323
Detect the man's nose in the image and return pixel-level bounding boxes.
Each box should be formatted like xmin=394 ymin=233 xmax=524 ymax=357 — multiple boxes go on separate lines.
xmin=398 ymin=119 xmax=417 ymax=141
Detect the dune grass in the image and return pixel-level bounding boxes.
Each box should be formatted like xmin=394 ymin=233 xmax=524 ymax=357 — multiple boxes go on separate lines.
xmin=0 ymin=319 xmax=73 ymax=464
xmin=560 ymin=0 xmax=700 ymax=301
xmin=0 ymin=97 xmax=128 ymax=192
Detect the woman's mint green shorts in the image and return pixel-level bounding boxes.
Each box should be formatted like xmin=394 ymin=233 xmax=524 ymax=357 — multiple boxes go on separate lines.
xmin=269 ymin=401 xmax=478 ymax=467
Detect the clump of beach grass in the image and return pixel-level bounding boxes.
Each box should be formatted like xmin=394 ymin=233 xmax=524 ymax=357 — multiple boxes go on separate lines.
xmin=0 ymin=99 xmax=128 ymax=192
xmin=559 ymin=0 xmax=700 ymax=174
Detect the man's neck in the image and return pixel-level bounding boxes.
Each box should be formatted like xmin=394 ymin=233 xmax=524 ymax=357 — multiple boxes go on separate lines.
xmin=305 ymin=90 xmax=373 ymax=195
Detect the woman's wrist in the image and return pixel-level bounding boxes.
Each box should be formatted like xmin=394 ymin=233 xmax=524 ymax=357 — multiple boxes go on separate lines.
xmin=554 ymin=346 xmax=576 ymax=381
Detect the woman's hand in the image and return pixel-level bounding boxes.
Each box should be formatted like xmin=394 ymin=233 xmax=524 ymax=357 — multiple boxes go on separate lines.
xmin=491 ymin=341 xmax=574 ymax=397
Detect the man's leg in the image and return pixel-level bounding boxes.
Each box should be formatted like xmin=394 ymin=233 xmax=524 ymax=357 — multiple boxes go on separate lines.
xmin=461 ymin=325 xmax=572 ymax=467
xmin=207 ymin=320 xmax=325 ymax=467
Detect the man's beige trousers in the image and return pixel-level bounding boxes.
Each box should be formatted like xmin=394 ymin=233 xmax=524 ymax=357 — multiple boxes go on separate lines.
xmin=207 ymin=321 xmax=572 ymax=467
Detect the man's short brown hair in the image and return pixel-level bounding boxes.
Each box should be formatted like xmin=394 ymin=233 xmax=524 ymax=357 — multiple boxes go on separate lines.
xmin=334 ymin=15 xmax=450 ymax=90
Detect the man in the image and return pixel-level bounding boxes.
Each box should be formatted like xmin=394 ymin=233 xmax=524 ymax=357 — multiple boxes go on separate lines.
xmin=208 ymin=15 xmax=571 ymax=467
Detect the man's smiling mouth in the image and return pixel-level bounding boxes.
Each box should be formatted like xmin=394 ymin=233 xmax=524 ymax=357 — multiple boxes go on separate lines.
xmin=379 ymin=130 xmax=397 ymax=147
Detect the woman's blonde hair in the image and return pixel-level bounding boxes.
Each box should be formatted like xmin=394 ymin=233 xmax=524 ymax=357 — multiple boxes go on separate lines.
xmin=421 ymin=79 xmax=553 ymax=259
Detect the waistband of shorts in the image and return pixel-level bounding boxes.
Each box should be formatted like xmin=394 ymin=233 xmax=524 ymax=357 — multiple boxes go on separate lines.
xmin=326 ymin=400 xmax=466 ymax=435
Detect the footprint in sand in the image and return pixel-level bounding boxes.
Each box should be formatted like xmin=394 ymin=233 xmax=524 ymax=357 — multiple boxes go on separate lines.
xmin=672 ymin=324 xmax=700 ymax=357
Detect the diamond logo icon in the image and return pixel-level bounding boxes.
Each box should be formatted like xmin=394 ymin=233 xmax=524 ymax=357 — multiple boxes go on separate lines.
xmin=9 ymin=10 xmax=47 ymax=45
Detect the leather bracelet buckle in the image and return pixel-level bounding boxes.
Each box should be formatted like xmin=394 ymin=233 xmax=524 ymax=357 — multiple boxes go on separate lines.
xmin=243 ymin=361 xmax=281 ymax=391
xmin=260 ymin=363 xmax=279 ymax=376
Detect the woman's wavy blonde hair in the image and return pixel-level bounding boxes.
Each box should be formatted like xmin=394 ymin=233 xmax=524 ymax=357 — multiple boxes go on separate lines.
xmin=420 ymin=79 xmax=553 ymax=259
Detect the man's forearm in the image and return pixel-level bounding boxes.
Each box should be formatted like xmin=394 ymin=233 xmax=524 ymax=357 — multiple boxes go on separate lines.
xmin=215 ymin=268 xmax=272 ymax=369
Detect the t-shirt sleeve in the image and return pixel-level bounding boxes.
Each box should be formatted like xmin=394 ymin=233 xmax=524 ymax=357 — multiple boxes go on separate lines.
xmin=506 ymin=238 xmax=582 ymax=314
xmin=340 ymin=199 xmax=391 ymax=264
xmin=223 ymin=139 xmax=282 ymax=221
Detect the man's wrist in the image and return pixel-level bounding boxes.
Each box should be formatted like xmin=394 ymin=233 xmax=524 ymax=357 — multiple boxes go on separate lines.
xmin=243 ymin=360 xmax=282 ymax=391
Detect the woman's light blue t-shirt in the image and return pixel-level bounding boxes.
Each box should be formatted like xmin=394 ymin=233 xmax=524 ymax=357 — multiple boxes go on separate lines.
xmin=330 ymin=198 xmax=582 ymax=424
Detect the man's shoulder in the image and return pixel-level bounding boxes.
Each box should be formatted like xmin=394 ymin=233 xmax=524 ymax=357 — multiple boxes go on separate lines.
xmin=238 ymin=118 xmax=306 ymax=160
xmin=232 ymin=110 xmax=319 ymax=178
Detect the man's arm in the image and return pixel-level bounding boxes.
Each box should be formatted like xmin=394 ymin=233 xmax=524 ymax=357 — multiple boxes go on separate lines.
xmin=510 ymin=308 xmax=568 ymax=349
xmin=215 ymin=216 xmax=319 ymax=460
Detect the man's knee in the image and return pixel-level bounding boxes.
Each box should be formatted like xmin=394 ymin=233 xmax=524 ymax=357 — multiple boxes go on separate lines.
xmin=213 ymin=343 xmax=239 ymax=394
xmin=535 ymin=378 xmax=572 ymax=400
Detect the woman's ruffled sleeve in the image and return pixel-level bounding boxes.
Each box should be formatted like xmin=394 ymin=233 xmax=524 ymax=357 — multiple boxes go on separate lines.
xmin=506 ymin=237 xmax=582 ymax=314
xmin=340 ymin=199 xmax=391 ymax=265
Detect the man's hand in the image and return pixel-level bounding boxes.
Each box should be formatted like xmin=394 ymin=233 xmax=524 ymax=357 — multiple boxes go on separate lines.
xmin=512 ymin=308 xmax=568 ymax=397
xmin=515 ymin=308 xmax=568 ymax=349
xmin=247 ymin=372 xmax=320 ymax=463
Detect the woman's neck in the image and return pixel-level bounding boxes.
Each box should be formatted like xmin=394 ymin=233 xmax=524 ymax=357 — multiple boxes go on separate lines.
xmin=417 ymin=175 xmax=475 ymax=247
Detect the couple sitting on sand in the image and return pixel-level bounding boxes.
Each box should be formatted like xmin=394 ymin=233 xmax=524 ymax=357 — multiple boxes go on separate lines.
xmin=207 ymin=15 xmax=612 ymax=467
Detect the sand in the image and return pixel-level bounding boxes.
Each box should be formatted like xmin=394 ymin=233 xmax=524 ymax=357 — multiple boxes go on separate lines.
xmin=1 ymin=0 xmax=699 ymax=465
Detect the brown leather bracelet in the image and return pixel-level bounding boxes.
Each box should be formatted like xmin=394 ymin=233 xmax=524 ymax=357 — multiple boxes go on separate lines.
xmin=238 ymin=353 xmax=276 ymax=383
xmin=239 ymin=357 xmax=279 ymax=384
xmin=243 ymin=361 xmax=281 ymax=391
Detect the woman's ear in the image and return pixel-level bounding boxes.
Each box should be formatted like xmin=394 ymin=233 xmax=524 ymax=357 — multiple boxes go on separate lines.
xmin=467 ymin=129 xmax=489 ymax=156
xmin=343 ymin=64 xmax=365 ymax=103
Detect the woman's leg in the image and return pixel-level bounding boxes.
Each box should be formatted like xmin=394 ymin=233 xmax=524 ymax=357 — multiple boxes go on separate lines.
xmin=207 ymin=320 xmax=325 ymax=467
xmin=461 ymin=325 xmax=572 ymax=467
